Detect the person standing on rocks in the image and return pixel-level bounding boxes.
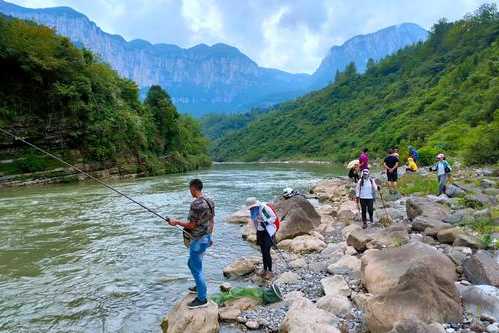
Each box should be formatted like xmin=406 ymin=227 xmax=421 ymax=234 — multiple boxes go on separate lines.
xmin=168 ymin=179 xmax=215 ymax=309
xmin=359 ymin=148 xmax=369 ymax=171
xmin=430 ymin=153 xmax=452 ymax=196
xmin=246 ymin=197 xmax=277 ymax=280
xmin=384 ymin=148 xmax=399 ymax=192
xmin=355 ymin=169 xmax=378 ymax=229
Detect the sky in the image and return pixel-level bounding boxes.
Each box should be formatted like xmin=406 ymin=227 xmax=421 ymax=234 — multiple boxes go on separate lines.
xmin=8 ymin=0 xmax=498 ymax=73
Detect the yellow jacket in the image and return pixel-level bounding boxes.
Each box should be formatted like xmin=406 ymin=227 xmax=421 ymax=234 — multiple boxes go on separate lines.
xmin=407 ymin=158 xmax=418 ymax=172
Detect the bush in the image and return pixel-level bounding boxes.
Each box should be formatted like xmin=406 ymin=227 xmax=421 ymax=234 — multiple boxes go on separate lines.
xmin=14 ymin=151 xmax=49 ymax=173
xmin=462 ymin=121 xmax=499 ymax=165
xmin=417 ymin=146 xmax=441 ymax=166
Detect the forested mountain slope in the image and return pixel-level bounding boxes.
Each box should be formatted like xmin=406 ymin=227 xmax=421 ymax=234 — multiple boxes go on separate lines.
xmin=211 ymin=5 xmax=499 ymax=165
xmin=0 ymin=15 xmax=210 ymax=177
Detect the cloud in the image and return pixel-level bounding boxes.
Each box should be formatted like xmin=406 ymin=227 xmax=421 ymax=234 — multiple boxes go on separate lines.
xmin=7 ymin=0 xmax=498 ymax=73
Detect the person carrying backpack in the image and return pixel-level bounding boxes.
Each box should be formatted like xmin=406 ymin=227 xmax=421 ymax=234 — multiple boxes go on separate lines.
xmin=430 ymin=153 xmax=452 ymax=196
xmin=355 ymin=169 xmax=378 ymax=229
xmin=246 ymin=197 xmax=278 ymax=280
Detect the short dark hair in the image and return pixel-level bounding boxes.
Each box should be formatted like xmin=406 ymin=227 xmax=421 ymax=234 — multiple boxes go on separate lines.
xmin=363 ymin=148 xmax=368 ymax=153
xmin=189 ymin=179 xmax=203 ymax=191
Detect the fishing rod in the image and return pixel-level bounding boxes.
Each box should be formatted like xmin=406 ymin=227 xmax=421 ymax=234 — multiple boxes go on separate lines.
xmin=0 ymin=127 xmax=192 ymax=238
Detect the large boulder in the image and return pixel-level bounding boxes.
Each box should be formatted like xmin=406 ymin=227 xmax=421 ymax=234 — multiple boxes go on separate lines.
xmin=223 ymin=257 xmax=260 ymax=278
xmin=388 ymin=320 xmax=445 ymax=333
xmin=412 ymin=217 xmax=452 ymax=233
xmin=436 ymin=227 xmax=463 ymax=244
xmin=361 ymin=241 xmax=458 ymax=295
xmin=226 ymin=206 xmax=250 ymax=224
xmin=443 ymin=208 xmax=475 ymax=225
xmin=346 ymin=229 xmax=373 ymax=252
xmin=161 ymin=294 xmax=219 ymax=333
xmin=274 ymin=196 xmax=321 ymax=241
xmin=310 ymin=180 xmax=345 ymax=202
xmin=337 ymin=200 xmax=359 ymax=224
xmin=457 ymin=284 xmax=499 ymax=321
xmin=278 ymin=235 xmax=326 ymax=254
xmin=241 ymin=222 xmax=257 ymax=244
xmin=446 ymin=184 xmax=466 ymax=198
xmin=218 ymin=297 xmax=261 ymax=322
xmin=364 ymin=263 xmax=462 ymax=333
xmin=405 ymin=197 xmax=449 ymax=221
xmin=361 ymin=242 xmax=462 ymax=333
xmin=279 ymin=296 xmax=340 ymax=333
xmin=463 ymin=251 xmax=499 ymax=287
xmin=368 ymin=224 xmax=410 ymax=249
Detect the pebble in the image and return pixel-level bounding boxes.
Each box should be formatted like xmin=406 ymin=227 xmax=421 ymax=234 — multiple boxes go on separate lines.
xmin=245 ymin=319 xmax=260 ymax=330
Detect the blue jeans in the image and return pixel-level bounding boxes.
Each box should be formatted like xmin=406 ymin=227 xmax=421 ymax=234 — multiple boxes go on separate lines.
xmin=438 ymin=174 xmax=448 ymax=195
xmin=188 ymin=234 xmax=211 ymax=301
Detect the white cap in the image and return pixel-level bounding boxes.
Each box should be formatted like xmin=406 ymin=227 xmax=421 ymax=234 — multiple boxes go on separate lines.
xmin=283 ymin=187 xmax=293 ymax=198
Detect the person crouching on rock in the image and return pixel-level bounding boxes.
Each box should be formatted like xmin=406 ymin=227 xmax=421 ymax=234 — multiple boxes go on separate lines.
xmin=355 ymin=169 xmax=378 ymax=229
xmin=246 ymin=197 xmax=277 ymax=280
xmin=168 ymin=179 xmax=215 ymax=309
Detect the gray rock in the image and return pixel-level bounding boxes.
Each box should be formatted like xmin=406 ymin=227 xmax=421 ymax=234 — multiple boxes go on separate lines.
xmin=487 ymin=322 xmax=499 ymax=333
xmin=446 ymin=184 xmax=466 ymax=198
xmin=443 ymin=209 xmax=475 ymax=225
xmin=412 ymin=216 xmax=452 ymax=233
xmin=406 ymin=196 xmax=449 ymax=222
xmin=388 ymin=319 xmax=446 ymax=333
xmin=463 ymin=251 xmax=499 ymax=287
xmin=474 ymin=208 xmax=492 ymax=221
xmin=453 ymin=233 xmax=484 ymax=249
xmin=464 ymin=193 xmax=495 ymax=209
xmin=481 ymin=179 xmax=497 ymax=189
xmin=459 ymin=285 xmax=499 ymax=322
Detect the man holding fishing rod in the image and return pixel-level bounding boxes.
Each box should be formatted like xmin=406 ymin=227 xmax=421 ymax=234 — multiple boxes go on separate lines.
xmin=167 ymin=179 xmax=215 ymax=309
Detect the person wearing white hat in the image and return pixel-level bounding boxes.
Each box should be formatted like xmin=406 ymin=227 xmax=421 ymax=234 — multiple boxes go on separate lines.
xmin=355 ymin=169 xmax=378 ymax=229
xmin=246 ymin=197 xmax=277 ymax=279
xmin=431 ymin=153 xmax=452 ymax=196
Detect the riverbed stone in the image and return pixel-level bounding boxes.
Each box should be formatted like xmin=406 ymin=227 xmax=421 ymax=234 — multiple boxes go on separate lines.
xmin=453 ymin=233 xmax=484 ymax=249
xmin=241 ymin=222 xmax=257 ymax=243
xmin=463 ymin=251 xmax=499 ymax=287
xmin=278 ymin=235 xmax=326 ymax=254
xmin=458 ymin=284 xmax=499 ymax=321
xmin=316 ymin=294 xmax=354 ymax=319
xmin=406 ymin=196 xmax=449 ymax=222
xmin=226 ymin=206 xmax=251 ymax=224
xmin=161 ymin=294 xmax=219 ymax=333
xmin=276 ymin=271 xmax=300 ymax=285
xmin=223 ymin=257 xmax=260 ymax=278
xmin=436 ymin=227 xmax=464 ymax=244
xmin=346 ymin=228 xmax=373 ymax=252
xmin=219 ymin=297 xmax=261 ymax=322
xmin=279 ymin=296 xmax=341 ymax=333
xmin=327 ymin=255 xmax=361 ymax=278
xmin=388 ymin=320 xmax=445 ymax=333
xmin=320 ymin=275 xmax=351 ymax=297
xmin=274 ymin=195 xmax=322 ymax=241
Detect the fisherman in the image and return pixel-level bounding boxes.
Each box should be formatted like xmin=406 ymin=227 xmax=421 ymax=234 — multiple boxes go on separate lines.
xmin=406 ymin=157 xmax=418 ymax=173
xmin=359 ymin=148 xmax=369 ymax=171
xmin=430 ymin=153 xmax=452 ymax=196
xmin=355 ymin=169 xmax=378 ymax=229
xmin=246 ymin=197 xmax=277 ymax=280
xmin=384 ymin=148 xmax=399 ymax=191
xmin=168 ymin=179 xmax=215 ymax=309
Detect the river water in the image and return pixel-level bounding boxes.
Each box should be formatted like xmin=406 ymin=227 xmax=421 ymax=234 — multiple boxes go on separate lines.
xmin=0 ymin=163 xmax=342 ymax=333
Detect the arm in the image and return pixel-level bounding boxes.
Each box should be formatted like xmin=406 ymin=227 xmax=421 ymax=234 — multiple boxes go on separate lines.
xmin=168 ymin=218 xmax=196 ymax=229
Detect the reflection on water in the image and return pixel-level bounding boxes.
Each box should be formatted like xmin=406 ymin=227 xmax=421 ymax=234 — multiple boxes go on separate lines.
xmin=0 ymin=163 xmax=342 ymax=332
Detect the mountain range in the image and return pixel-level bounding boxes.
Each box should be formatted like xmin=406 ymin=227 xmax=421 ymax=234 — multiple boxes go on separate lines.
xmin=0 ymin=0 xmax=428 ymax=115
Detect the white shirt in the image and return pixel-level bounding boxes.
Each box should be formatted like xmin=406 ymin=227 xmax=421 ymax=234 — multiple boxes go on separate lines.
xmin=252 ymin=204 xmax=277 ymax=237
xmin=356 ymin=177 xmax=377 ymax=199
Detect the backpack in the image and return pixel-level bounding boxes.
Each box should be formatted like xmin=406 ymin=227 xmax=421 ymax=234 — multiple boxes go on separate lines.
xmin=265 ymin=203 xmax=281 ymax=231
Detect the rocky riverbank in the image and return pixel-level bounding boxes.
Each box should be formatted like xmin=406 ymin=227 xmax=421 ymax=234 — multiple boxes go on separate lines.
xmin=162 ymin=168 xmax=499 ymax=333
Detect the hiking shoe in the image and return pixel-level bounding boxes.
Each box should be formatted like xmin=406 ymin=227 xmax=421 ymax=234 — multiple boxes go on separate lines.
xmin=263 ymin=271 xmax=274 ymax=280
xmin=362 ymin=222 xmax=367 ymax=229
xmin=188 ymin=286 xmax=197 ymax=294
xmin=187 ymin=297 xmax=208 ymax=309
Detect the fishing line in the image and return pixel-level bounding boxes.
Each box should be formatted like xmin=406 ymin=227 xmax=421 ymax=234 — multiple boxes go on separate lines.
xmin=0 ymin=127 xmax=191 ymax=238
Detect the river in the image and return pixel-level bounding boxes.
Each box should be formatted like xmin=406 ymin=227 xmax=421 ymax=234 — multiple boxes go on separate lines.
xmin=0 ymin=163 xmax=343 ymax=332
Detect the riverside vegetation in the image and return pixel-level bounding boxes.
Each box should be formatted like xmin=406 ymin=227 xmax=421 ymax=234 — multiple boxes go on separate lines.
xmin=207 ymin=5 xmax=499 ymax=165
xmin=0 ymin=14 xmax=210 ymax=185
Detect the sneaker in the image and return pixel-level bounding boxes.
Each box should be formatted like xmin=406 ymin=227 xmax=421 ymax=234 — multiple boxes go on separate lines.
xmin=362 ymin=221 xmax=367 ymax=229
xmin=188 ymin=286 xmax=197 ymax=294
xmin=187 ymin=297 xmax=208 ymax=309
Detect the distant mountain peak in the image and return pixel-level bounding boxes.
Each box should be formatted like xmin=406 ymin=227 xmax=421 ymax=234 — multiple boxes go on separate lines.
xmin=311 ymin=23 xmax=428 ymax=88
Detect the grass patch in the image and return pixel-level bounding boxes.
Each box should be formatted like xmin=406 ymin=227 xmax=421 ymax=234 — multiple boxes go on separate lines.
xmin=461 ymin=218 xmax=499 ymax=248
xmin=398 ymin=174 xmax=438 ymax=196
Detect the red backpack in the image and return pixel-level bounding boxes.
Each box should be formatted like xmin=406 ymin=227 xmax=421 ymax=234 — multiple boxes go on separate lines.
xmin=266 ymin=203 xmax=281 ymax=231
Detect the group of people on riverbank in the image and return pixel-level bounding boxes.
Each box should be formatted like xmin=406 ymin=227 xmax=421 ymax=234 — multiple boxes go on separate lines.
xmin=169 ymin=146 xmax=453 ymax=309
